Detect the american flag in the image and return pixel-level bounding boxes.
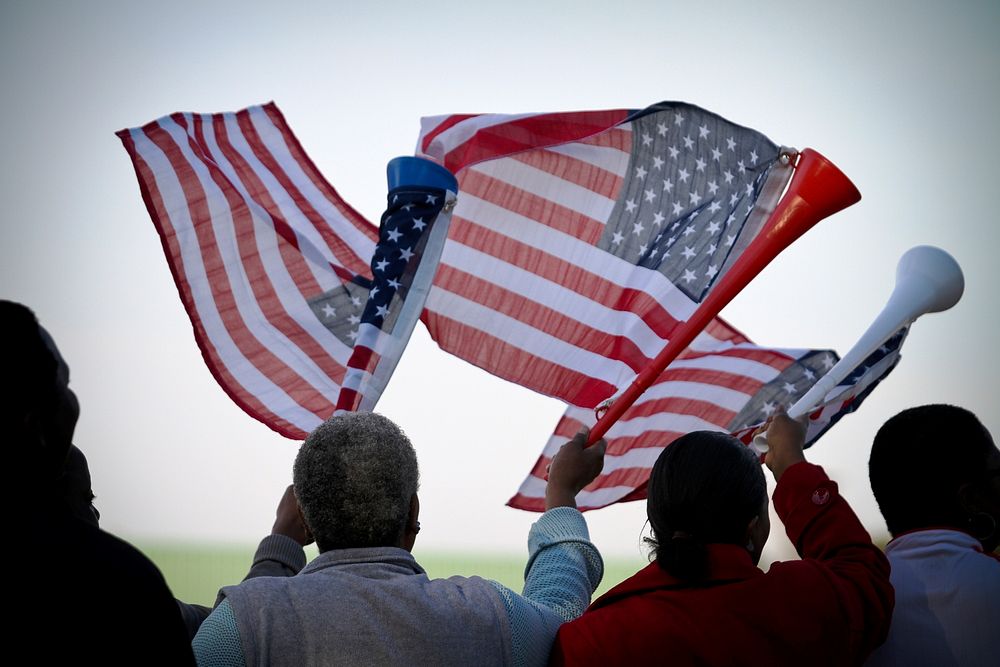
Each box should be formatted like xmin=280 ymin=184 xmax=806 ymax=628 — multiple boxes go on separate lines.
xmin=417 ymin=102 xmax=794 ymax=408
xmin=515 ymin=326 xmax=908 ymax=511
xmin=117 ymin=105 xmax=453 ymax=436
xmin=414 ymin=102 xmax=898 ymax=511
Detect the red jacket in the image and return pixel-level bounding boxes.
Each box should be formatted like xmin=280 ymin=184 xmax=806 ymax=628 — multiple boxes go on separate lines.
xmin=551 ymin=463 xmax=893 ymax=666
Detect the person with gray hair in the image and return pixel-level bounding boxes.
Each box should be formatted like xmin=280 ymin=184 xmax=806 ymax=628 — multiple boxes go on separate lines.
xmin=293 ymin=412 xmax=421 ymax=553
xmin=193 ymin=412 xmax=606 ymax=666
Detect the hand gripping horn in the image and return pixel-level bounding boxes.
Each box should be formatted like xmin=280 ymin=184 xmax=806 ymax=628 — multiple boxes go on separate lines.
xmin=588 ymin=148 xmax=863 ymax=445
xmin=752 ymin=245 xmax=965 ymax=452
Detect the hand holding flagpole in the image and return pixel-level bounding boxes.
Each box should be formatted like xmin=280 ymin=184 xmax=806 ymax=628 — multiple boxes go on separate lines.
xmin=751 ymin=245 xmax=964 ymax=452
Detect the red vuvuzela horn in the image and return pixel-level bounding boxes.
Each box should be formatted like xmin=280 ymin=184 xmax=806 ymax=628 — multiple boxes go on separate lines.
xmin=587 ymin=149 xmax=861 ymax=445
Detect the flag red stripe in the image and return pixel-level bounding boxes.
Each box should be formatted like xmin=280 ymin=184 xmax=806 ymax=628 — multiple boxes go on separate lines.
xmin=443 ymin=110 xmax=629 ymax=173
xmin=675 ymin=344 xmax=797 ymax=371
xmin=420 ymin=113 xmax=479 ymax=153
xmin=506 ymin=494 xmax=546 ymax=512
xmin=527 ymin=454 xmax=673 ymax=489
xmin=577 ymin=127 xmax=632 ymax=151
xmin=703 ymin=317 xmax=751 ymax=346
xmin=335 ymin=387 xmax=360 ymax=412
xmin=421 ymin=310 xmax=617 ymax=407
xmin=654 ymin=366 xmax=774 ymax=396
xmin=149 ymin=118 xmax=336 ymax=419
xmin=458 ymin=170 xmax=607 ymax=245
xmin=344 ymin=344 xmax=380 ymax=376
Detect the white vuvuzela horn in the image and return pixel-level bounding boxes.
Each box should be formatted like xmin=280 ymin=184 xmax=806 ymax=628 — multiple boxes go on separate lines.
xmin=753 ymin=245 xmax=964 ymax=453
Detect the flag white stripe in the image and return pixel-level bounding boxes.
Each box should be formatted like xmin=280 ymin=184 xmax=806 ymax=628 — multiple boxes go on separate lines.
xmin=470 ymin=159 xmax=617 ymax=222
xmin=545 ymin=143 xmax=631 ymax=175
xmin=586 ymin=445 xmax=668 ymax=473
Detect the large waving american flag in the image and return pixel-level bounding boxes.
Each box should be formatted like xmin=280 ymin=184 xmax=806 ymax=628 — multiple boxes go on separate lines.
xmin=414 ymin=103 xmax=898 ymax=510
xmin=117 ymin=106 xmax=455 ymax=437
xmin=416 ymin=102 xmax=794 ymax=408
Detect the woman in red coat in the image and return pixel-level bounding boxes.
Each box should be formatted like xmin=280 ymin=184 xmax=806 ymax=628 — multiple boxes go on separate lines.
xmin=551 ymin=413 xmax=894 ymax=666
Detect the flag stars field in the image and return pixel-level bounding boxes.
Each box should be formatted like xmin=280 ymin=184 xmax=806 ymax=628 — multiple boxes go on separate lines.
xmin=594 ymin=104 xmax=783 ymax=300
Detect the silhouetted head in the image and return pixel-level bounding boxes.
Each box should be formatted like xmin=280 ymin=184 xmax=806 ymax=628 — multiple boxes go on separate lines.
xmin=870 ymin=404 xmax=1000 ymax=551
xmin=646 ymin=431 xmax=769 ymax=581
xmin=59 ymin=445 xmax=101 ymax=527
xmin=294 ymin=412 xmax=420 ymax=553
xmin=1 ymin=301 xmax=79 ymax=485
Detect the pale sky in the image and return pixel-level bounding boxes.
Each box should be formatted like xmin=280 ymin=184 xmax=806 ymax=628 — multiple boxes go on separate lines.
xmin=2 ymin=0 xmax=998 ymax=564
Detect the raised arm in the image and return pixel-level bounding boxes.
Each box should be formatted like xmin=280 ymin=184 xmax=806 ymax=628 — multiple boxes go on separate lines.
xmin=489 ymin=429 xmax=606 ymax=666
xmin=763 ymin=412 xmax=894 ymax=663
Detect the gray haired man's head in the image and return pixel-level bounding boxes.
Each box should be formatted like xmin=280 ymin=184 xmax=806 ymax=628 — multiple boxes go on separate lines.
xmin=293 ymin=412 xmax=419 ymax=552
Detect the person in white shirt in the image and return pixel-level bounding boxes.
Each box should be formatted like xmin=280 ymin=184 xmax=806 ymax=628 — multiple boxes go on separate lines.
xmin=866 ymin=404 xmax=1000 ymax=667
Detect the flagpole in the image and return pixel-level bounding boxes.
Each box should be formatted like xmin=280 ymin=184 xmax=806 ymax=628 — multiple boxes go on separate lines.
xmin=587 ymin=149 xmax=861 ymax=445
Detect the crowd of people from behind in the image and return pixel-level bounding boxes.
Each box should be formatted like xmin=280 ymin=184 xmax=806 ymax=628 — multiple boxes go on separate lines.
xmin=4 ymin=298 xmax=998 ymax=665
